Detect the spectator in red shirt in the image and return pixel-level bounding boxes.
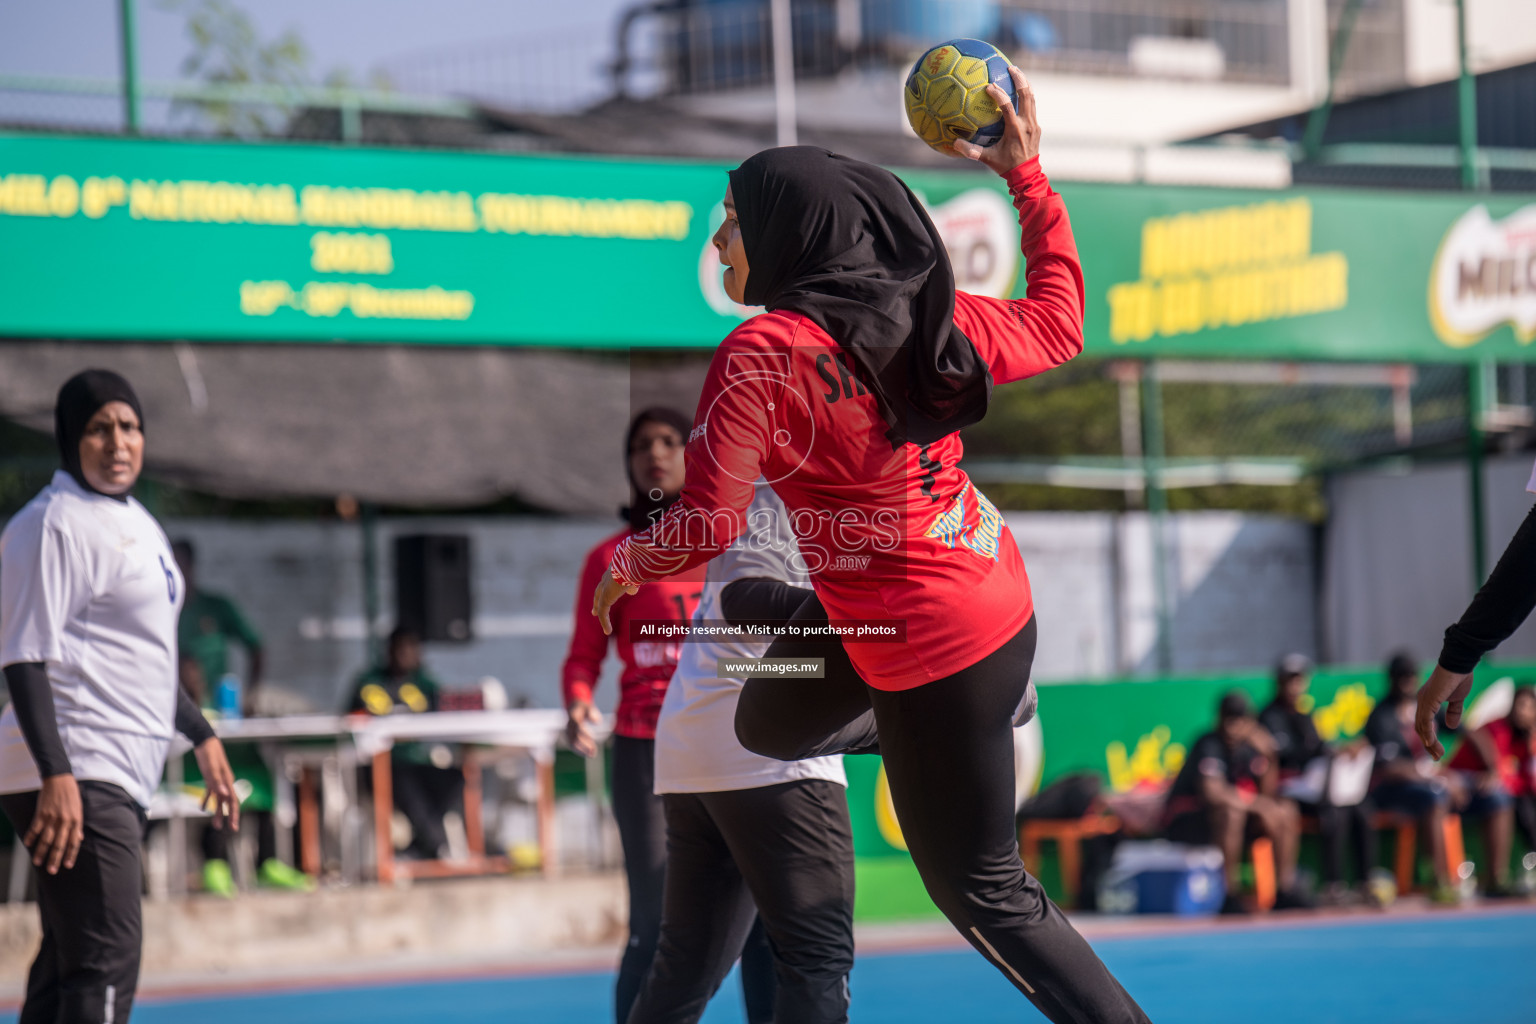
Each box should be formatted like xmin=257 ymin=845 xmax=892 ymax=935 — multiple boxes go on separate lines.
xmin=1446 ymin=685 xmax=1535 ymax=895
xmin=562 ymin=408 xmax=772 ymax=1024
xmin=594 ymin=70 xmax=1148 ymax=1024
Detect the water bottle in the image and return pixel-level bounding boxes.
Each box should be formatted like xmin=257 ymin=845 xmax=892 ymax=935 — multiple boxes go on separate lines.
xmin=1517 ymin=852 xmax=1536 ymax=897
xmin=214 ymin=673 xmax=242 ymax=720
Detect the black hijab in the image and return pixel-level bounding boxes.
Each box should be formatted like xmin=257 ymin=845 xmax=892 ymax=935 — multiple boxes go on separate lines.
xmin=728 ymin=146 xmax=991 ymax=448
xmin=55 ymin=369 xmax=144 ymax=500
xmin=621 ymin=406 xmax=690 ymax=532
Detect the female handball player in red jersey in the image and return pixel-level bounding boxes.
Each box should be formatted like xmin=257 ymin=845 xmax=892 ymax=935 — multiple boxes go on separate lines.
xmin=562 ymin=408 xmax=773 ymax=1024
xmin=594 ymin=70 xmax=1149 ymax=1023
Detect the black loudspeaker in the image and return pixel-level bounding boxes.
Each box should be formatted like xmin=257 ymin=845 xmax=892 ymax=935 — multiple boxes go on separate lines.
xmin=395 ymin=534 xmax=473 ymax=642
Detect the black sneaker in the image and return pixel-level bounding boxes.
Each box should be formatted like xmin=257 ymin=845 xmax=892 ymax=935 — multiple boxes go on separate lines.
xmin=1272 ymin=887 xmax=1317 ymax=911
xmin=1219 ymin=893 xmax=1249 ymax=915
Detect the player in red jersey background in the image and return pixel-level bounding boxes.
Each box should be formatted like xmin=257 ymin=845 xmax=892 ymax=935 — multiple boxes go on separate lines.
xmin=562 ymin=407 xmax=772 ymax=1024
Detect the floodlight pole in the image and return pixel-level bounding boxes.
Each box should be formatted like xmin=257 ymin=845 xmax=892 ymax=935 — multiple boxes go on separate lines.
xmin=1468 ymin=360 xmax=1491 ymax=587
xmin=1300 ymin=0 xmax=1362 ymax=161
xmin=1141 ymin=360 xmax=1174 ymax=675
xmin=1455 ymin=0 xmax=1482 ymax=190
xmin=1458 ymin=0 xmax=1488 ymax=592
xmin=770 ymin=0 xmax=798 ymax=147
xmin=118 ymin=0 xmax=140 ymax=135
xmin=361 ymin=501 xmax=383 ymax=666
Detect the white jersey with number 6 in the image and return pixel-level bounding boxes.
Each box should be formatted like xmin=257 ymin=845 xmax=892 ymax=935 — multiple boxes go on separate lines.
xmin=0 ymin=471 xmax=184 ymax=808
xmin=653 ymin=484 xmax=845 ymax=794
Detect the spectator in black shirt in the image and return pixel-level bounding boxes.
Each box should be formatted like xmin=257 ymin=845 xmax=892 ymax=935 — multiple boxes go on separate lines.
xmin=1164 ymin=691 xmax=1310 ymax=913
xmin=345 ymin=627 xmax=463 ymax=861
xmin=1260 ymin=654 xmax=1378 ymax=904
xmin=1365 ymin=652 xmax=1462 ymax=900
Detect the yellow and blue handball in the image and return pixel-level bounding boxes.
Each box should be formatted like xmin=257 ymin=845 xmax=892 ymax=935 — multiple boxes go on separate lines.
xmin=904 ymin=38 xmax=1018 ymax=155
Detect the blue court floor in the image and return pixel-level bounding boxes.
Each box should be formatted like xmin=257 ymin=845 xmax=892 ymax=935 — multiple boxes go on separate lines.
xmin=7 ymin=908 xmax=1534 ymax=1023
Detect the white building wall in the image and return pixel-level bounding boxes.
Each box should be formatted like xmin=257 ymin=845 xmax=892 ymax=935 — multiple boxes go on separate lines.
xmin=1323 ymin=451 xmax=1536 ymax=667
xmin=1404 ymin=0 xmax=1536 ymax=86
xmin=156 ymin=509 xmax=1319 ymax=716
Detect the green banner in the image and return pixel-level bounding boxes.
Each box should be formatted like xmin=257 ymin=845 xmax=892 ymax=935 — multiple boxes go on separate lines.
xmin=2 ymin=133 xmax=1534 ymax=359
xmin=0 ymin=134 xmax=732 ymax=347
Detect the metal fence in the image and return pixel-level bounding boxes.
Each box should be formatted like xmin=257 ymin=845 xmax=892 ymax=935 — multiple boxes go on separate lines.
xmin=0 ymin=74 xmax=475 ymax=143
xmin=380 ymin=0 xmax=1408 ymax=113
xmin=0 ymin=0 xmax=1414 ymax=134
xmin=958 ymin=358 xmax=1536 ymax=517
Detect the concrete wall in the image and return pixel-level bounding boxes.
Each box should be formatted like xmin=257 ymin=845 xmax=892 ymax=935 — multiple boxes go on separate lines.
xmin=0 ymin=874 xmax=625 ymax=994
xmin=1323 ymin=451 xmax=1536 ymax=666
xmin=1013 ymin=512 xmax=1317 ymax=679
xmin=165 ymin=509 xmax=1319 ymax=716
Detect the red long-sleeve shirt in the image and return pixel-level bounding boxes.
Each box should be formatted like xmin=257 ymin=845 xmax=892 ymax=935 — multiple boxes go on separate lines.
xmin=561 ymin=527 xmax=703 ymax=739
xmin=609 ymin=158 xmax=1082 ymax=690
xmin=1448 ymin=717 xmax=1536 ymax=797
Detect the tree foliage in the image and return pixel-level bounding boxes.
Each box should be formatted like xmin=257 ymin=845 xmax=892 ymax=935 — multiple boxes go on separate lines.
xmin=160 ymin=0 xmax=312 ymax=137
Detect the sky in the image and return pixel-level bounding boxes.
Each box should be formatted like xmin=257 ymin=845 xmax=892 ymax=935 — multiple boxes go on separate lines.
xmin=0 ymin=0 xmax=635 ymax=90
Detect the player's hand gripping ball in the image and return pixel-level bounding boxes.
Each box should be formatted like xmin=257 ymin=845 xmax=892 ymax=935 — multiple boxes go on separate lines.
xmin=904 ymin=38 xmax=1018 ymax=155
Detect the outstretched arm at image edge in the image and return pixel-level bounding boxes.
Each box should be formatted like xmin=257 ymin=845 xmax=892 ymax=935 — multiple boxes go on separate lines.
xmin=1440 ymin=502 xmax=1536 ymax=673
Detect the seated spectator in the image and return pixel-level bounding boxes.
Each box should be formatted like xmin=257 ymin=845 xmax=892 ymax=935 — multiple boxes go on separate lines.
xmin=174 ymin=539 xmax=312 ymax=896
xmin=1445 ymin=685 xmax=1536 ymax=896
xmin=347 ymin=626 xmax=463 ymax=861
xmin=1164 ymin=691 xmax=1311 ymax=913
xmin=1260 ymin=654 xmax=1380 ymax=905
xmin=1364 ymin=652 xmax=1461 ymax=901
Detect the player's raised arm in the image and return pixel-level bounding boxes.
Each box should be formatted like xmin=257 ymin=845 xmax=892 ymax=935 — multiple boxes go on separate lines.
xmin=951 ymin=68 xmax=1084 ymax=385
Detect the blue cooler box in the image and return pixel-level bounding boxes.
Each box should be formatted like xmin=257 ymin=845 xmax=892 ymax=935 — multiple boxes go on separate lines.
xmin=1097 ymin=841 xmax=1225 ymax=916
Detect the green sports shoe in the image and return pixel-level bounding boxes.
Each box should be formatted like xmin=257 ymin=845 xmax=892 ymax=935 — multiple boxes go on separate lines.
xmin=203 ymin=858 xmax=236 ymax=899
xmin=258 ymin=857 xmax=317 ymax=892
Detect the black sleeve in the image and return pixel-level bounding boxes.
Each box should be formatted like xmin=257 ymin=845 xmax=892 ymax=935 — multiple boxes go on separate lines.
xmin=2 ymin=662 xmax=72 ymax=778
xmin=1298 ymin=714 xmax=1326 ymax=762
xmin=1440 ymin=502 xmax=1536 ymax=673
xmin=174 ymin=687 xmax=216 ymax=746
xmin=1258 ymin=707 xmax=1291 ymax=757
xmin=1364 ymin=705 xmax=1411 ymax=765
xmin=1190 ymin=734 xmax=1229 ymax=779
xmin=719 ymin=577 xmax=814 ymax=627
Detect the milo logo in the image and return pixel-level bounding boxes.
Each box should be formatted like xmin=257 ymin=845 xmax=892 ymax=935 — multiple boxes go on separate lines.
xmin=1429 ymin=203 xmax=1536 ymax=349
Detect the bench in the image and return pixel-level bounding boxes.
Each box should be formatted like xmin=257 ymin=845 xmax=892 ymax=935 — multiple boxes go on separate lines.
xmin=1018 ymin=813 xmax=1121 ymax=910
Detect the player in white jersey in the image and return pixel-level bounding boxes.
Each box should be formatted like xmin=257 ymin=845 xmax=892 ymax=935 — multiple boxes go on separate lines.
xmin=630 ymin=484 xmax=854 ymax=1024
xmin=0 ymin=370 xmax=238 ymax=1024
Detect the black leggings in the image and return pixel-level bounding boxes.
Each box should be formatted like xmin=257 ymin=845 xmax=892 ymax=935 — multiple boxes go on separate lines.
xmin=1516 ymin=793 xmax=1536 ymax=855
xmin=1 ymin=782 xmax=146 ymax=1024
xmin=203 ymin=809 xmax=278 ymax=865
xmin=611 ymin=736 xmax=775 ymax=1024
xmin=736 ymin=598 xmax=1150 ymax=1024
xmin=630 ymin=779 xmax=855 ymax=1024
xmin=1296 ymin=799 xmax=1377 ymax=886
